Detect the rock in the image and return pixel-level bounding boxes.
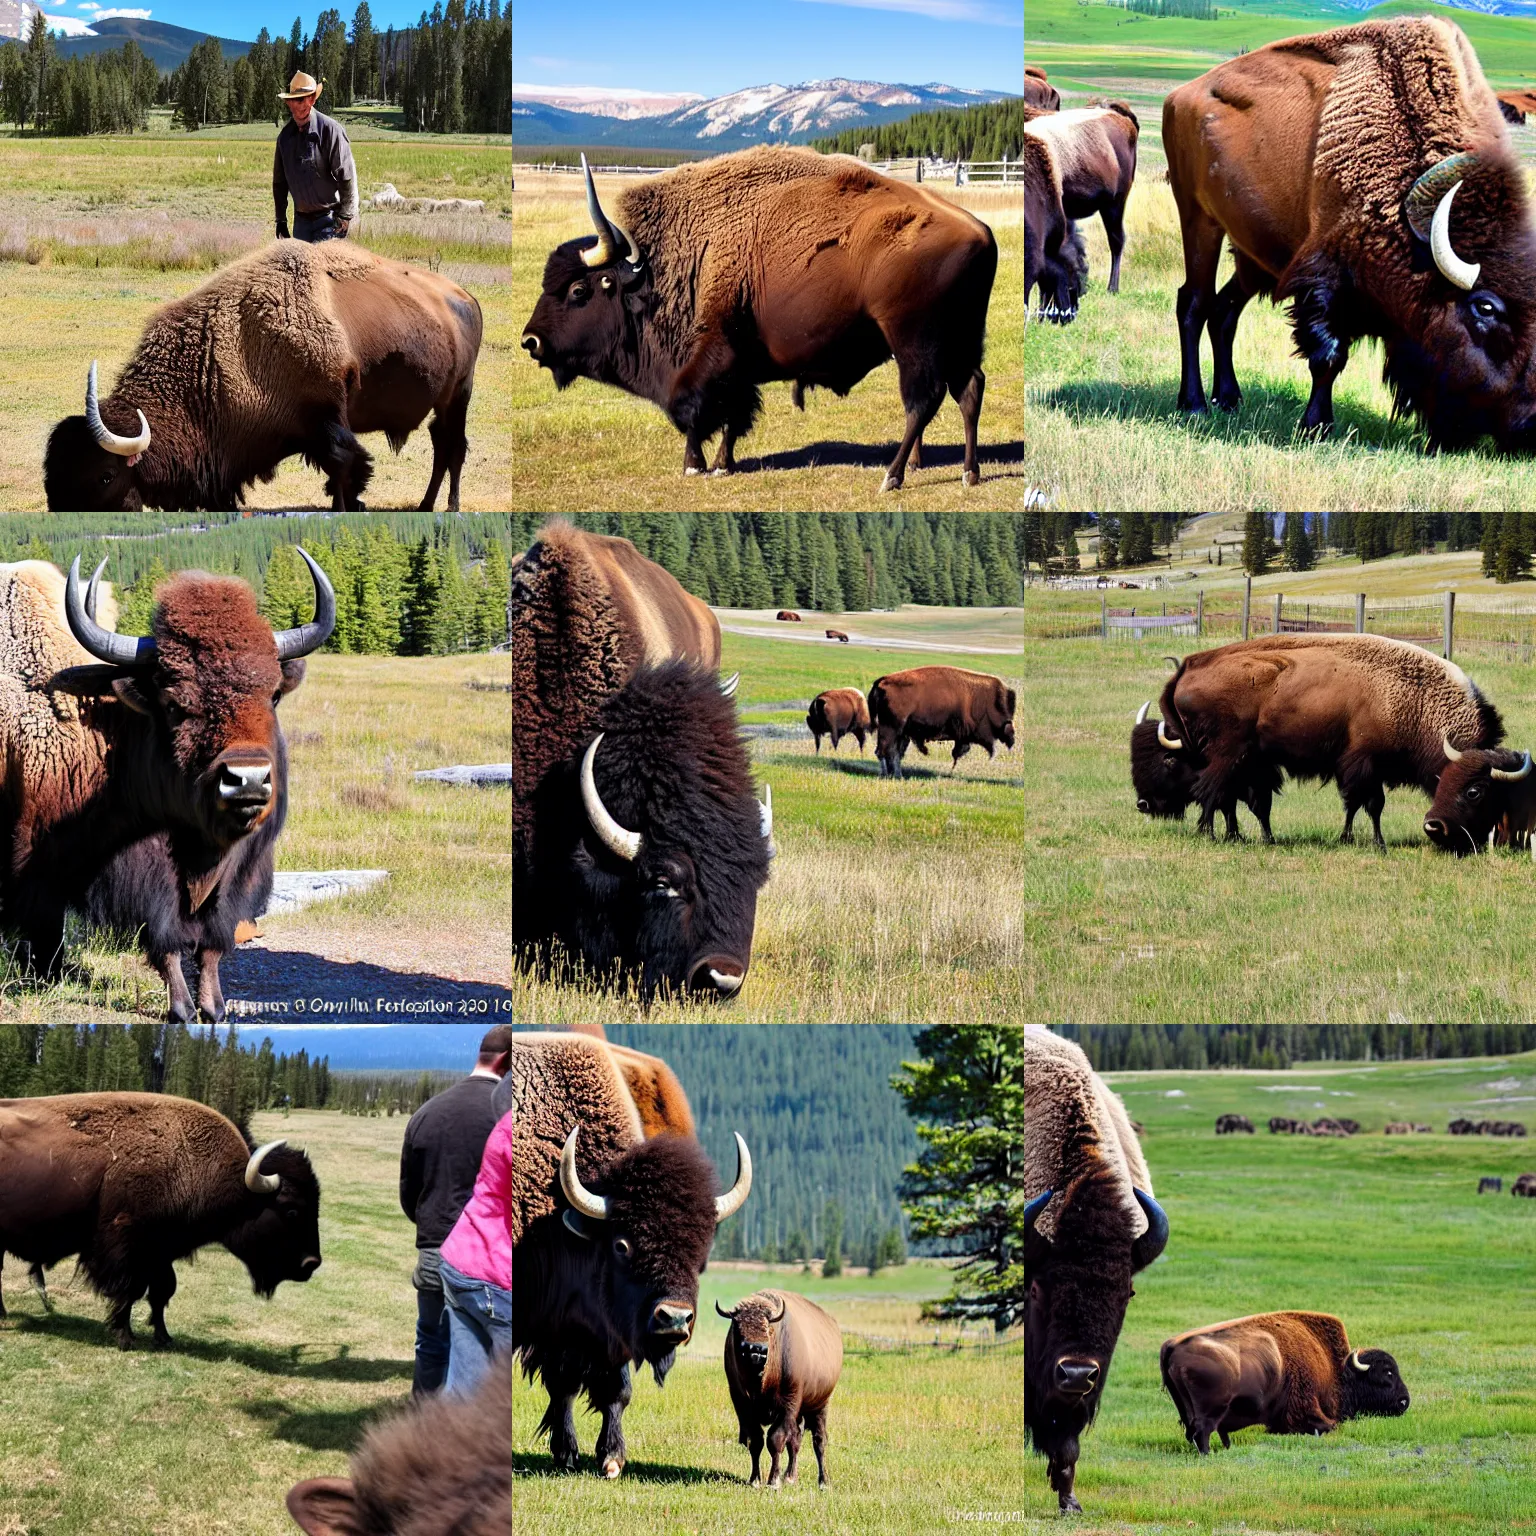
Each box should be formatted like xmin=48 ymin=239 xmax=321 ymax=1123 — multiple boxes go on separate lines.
xmin=260 ymin=870 xmax=390 ymax=917
xmin=414 ymin=763 xmax=512 ymax=785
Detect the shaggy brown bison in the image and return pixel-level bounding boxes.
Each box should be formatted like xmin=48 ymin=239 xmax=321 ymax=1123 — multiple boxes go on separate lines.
xmin=868 ymin=665 xmax=1016 ymax=779
xmin=1215 ymin=1114 xmax=1255 ymax=1134
xmin=776 ymin=610 xmax=803 ymax=622
xmin=44 ymin=242 xmax=481 ymax=511
xmin=1025 ymin=65 xmax=1060 ymax=112
xmin=1025 ymin=134 xmax=1087 ymax=324
xmin=825 ymin=629 xmax=850 ymax=643
xmin=1479 ymin=1176 xmax=1504 ymax=1193
xmin=1497 ymin=89 xmax=1536 ymax=125
xmin=0 ymin=1093 xmax=320 ymax=1348
xmin=718 ymin=1290 xmax=843 ymax=1487
xmin=807 ymin=688 xmax=871 ymax=753
xmin=1161 ymin=1311 xmax=1409 ymax=1453
xmin=1514 ymin=1172 xmax=1536 ymax=1196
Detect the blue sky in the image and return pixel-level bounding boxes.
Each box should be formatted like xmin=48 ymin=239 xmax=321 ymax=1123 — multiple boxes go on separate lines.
xmin=44 ymin=3 xmax=442 ymax=43
xmin=513 ymin=0 xmax=1024 ymax=98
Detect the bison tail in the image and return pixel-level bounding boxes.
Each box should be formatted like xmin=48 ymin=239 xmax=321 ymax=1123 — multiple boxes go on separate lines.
xmin=1159 ymin=1341 xmax=1191 ymax=1431
xmin=1104 ymin=99 xmax=1140 ymax=133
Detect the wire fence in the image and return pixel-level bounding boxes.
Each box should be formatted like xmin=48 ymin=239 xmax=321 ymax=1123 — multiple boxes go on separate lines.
xmin=841 ymin=1329 xmax=1022 ymax=1356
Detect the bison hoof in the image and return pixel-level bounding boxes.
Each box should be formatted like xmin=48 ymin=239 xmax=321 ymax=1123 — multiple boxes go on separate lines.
xmin=1060 ymin=1493 xmax=1083 ymax=1513
xmin=115 ymin=1333 xmax=134 ymax=1351
xmin=962 ymin=470 xmax=979 ymax=487
xmin=879 ymin=473 xmax=902 ymax=493
xmin=685 ymin=466 xmax=704 ymax=476
xmin=710 ymin=466 xmax=733 ymax=477
xmin=601 ymin=1457 xmax=623 ymax=1480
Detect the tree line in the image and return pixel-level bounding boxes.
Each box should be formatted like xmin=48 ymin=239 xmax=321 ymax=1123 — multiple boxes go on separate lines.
xmin=511 ymin=513 xmax=1026 ymax=611
xmin=1119 ymin=0 xmax=1221 ymax=20
xmin=1054 ymin=1024 xmax=1536 ymax=1072
xmin=1236 ymin=513 xmax=1487 ymax=575
xmin=1023 ymin=512 xmax=1183 ymax=575
xmin=0 ymin=25 xmax=155 ymax=135
xmin=811 ymin=98 xmax=1022 ymax=163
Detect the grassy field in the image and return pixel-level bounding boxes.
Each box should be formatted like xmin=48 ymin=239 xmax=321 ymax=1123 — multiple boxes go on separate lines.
xmin=0 ymin=650 xmax=511 ymax=1022
xmin=0 ymin=1109 xmax=429 ymax=1536
xmin=1024 ymin=638 xmax=1536 ymax=1022
xmin=1023 ymin=1051 xmax=1536 ymax=1533
xmin=512 ymin=610 xmax=1023 ymax=1024
xmin=514 ymin=1257 xmax=1020 ymax=1533
xmin=510 ymin=169 xmax=1024 ymax=511
xmin=0 ymin=133 xmax=511 ymax=510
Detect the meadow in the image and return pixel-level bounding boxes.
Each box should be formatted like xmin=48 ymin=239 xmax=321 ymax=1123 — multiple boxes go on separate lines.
xmin=1023 ymin=1052 xmax=1536 ymax=1533
xmin=514 ymin=1257 xmax=1021 ymax=1534
xmin=1024 ymin=636 xmax=1536 ymax=1022
xmin=0 ymin=1109 xmax=429 ymax=1536
xmin=0 ymin=132 xmax=512 ymax=510
xmin=512 ymin=609 xmax=1024 ymax=1024
xmin=509 ymin=169 xmax=1024 ymax=511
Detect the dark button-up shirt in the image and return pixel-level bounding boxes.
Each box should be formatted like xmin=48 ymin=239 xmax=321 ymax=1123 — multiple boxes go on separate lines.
xmin=273 ymin=108 xmax=358 ymax=222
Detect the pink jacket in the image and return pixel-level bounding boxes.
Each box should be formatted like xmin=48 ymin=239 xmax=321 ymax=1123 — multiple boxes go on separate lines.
xmin=440 ymin=1111 xmax=511 ymax=1289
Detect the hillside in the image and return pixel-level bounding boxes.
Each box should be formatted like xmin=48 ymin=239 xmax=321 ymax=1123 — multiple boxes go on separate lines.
xmin=51 ymin=16 xmax=254 ymax=72
xmin=812 ymin=98 xmax=1023 ymax=160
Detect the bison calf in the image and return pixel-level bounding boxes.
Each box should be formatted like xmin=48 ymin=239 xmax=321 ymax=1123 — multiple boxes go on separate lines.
xmin=1161 ymin=1311 xmax=1409 ymax=1454
xmin=718 ymin=1290 xmax=842 ymax=1488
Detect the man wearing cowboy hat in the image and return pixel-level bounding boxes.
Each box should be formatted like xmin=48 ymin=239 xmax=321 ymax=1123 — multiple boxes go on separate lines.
xmin=273 ymin=71 xmax=358 ymax=243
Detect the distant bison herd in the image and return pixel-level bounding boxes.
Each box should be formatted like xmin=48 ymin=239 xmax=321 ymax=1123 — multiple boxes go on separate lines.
xmin=1219 ymin=1115 xmax=1523 ymax=1136
xmin=1450 ymin=1118 xmax=1528 ymax=1136
xmin=1265 ymin=1116 xmax=1360 ymax=1136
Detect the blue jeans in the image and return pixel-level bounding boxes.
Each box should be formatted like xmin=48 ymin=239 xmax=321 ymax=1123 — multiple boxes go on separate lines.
xmin=440 ymin=1257 xmax=511 ymax=1397
xmin=412 ymin=1247 xmax=451 ymax=1396
xmin=294 ymin=208 xmax=341 ymax=242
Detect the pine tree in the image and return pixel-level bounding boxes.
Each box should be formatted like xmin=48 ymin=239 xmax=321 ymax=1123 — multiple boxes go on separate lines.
xmin=820 ymin=1200 xmax=844 ymax=1277
xmin=431 ymin=541 xmax=471 ymax=652
xmin=477 ymin=541 xmax=510 ymax=646
xmin=1482 ymin=512 xmax=1503 ymax=579
xmin=835 ymin=517 xmax=870 ymax=610
xmin=1242 ymin=511 xmax=1277 ymax=575
xmin=1099 ymin=516 xmax=1120 ymax=570
xmin=740 ymin=532 xmax=775 ymax=609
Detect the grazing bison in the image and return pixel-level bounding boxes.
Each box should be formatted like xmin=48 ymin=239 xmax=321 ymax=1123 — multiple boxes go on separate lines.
xmin=718 ymin=1290 xmax=842 ymax=1488
xmin=825 ymin=629 xmax=850 ymax=643
xmin=807 ymin=689 xmax=870 ymax=754
xmin=1424 ymin=739 xmax=1536 ymax=854
xmin=1165 ymin=18 xmax=1536 ymax=451
xmin=776 ymin=611 xmax=803 ymax=622
xmin=1513 ymin=1172 xmax=1536 ymax=1196
xmin=44 ymin=243 xmax=481 ymax=511
xmin=1025 ymin=66 xmax=1060 ymax=112
xmin=512 ymin=523 xmax=771 ymax=1001
xmin=1479 ymin=1176 xmax=1504 ymax=1194
xmin=1215 ymin=1114 xmax=1255 ymax=1134
xmin=0 ymin=1093 xmax=320 ymax=1348
xmin=287 ymin=1357 xmax=511 ymax=1536
xmin=510 ymin=1033 xmax=752 ymax=1478
xmin=1026 ymin=1028 xmax=1169 ymax=1513
xmin=1025 ymin=134 xmax=1087 ymax=324
xmin=1337 ymin=1118 xmax=1361 ymax=1135
xmin=1497 ymin=90 xmax=1536 ymax=125
xmin=1025 ymin=104 xmax=1139 ymax=295
xmin=1449 ymin=1119 xmax=1477 ymax=1134
xmin=0 ymin=552 xmax=332 ymax=982
xmin=1132 ymin=635 xmax=1503 ymax=847
xmin=522 ymin=149 xmax=998 ymax=491
xmin=867 ymin=665 xmax=1016 ymax=780
xmin=1161 ymin=1311 xmax=1410 ymax=1454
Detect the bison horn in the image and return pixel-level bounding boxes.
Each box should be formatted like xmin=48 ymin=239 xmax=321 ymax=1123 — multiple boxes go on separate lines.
xmin=1406 ymin=157 xmax=1481 ymax=291
xmin=272 ymin=548 xmax=337 ymax=661
xmin=760 ymin=783 xmax=774 ymax=844
xmin=66 ymin=556 xmax=157 ymax=667
xmin=1136 ymin=701 xmax=1150 ymax=725
xmin=715 ymin=1299 xmax=739 ymax=1320
xmin=1491 ymin=750 xmax=1534 ymax=782
xmin=1024 ymin=1188 xmax=1053 ymax=1235
xmin=559 ymin=1126 xmax=609 ymax=1221
xmin=765 ymin=1294 xmax=787 ymax=1324
xmin=1157 ymin=721 xmax=1184 ymax=751
xmin=714 ymin=1132 xmax=753 ymax=1221
xmin=1443 ymin=733 xmax=1466 ymax=763
xmin=720 ymin=671 xmax=740 ymax=698
xmin=84 ymin=360 xmax=151 ymax=458
xmin=581 ymin=733 xmax=643 ymax=862
xmin=579 ymin=153 xmax=642 ymax=270
xmin=1130 ymin=1187 xmax=1170 ymax=1271
xmin=244 ymin=1140 xmax=286 ymax=1194
xmin=1348 ymin=1349 xmax=1370 ymax=1374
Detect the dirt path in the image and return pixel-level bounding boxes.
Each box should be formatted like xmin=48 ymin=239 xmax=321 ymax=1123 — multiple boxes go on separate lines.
xmin=718 ymin=623 xmax=1022 ymax=654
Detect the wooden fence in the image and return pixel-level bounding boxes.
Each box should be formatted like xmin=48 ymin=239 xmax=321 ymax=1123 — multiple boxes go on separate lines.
xmin=840 ymin=1329 xmax=1021 ymax=1356
xmin=513 ymin=155 xmax=1018 ymax=184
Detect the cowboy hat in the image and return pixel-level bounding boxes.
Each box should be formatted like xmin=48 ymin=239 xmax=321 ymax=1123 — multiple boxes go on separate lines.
xmin=278 ymin=72 xmax=323 ymax=101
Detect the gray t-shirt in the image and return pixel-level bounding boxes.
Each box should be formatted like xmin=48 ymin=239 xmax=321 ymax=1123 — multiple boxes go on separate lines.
xmin=273 ymin=108 xmax=358 ymax=222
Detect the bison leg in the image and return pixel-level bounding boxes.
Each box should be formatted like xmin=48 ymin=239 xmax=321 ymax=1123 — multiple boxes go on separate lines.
xmin=747 ymin=1426 xmax=765 ymax=1486
xmin=195 ymin=948 xmax=227 ymax=1023
xmin=709 ymin=423 xmax=738 ymax=476
xmin=879 ymin=362 xmax=945 ymax=493
xmin=806 ymin=1403 xmax=831 ymax=1486
xmin=420 ymin=393 xmax=470 ymax=513
xmin=950 ymin=368 xmax=985 ymax=487
xmin=106 ymin=1294 xmax=138 ymax=1351
xmin=1047 ymin=1445 xmax=1080 ymax=1513
xmin=1287 ymin=259 xmax=1351 ymax=438
xmin=590 ymin=1361 xmax=632 ymax=1479
xmin=765 ymin=1417 xmax=789 ymax=1489
xmin=783 ymin=1419 xmax=803 ymax=1485
xmin=1208 ymin=272 xmax=1257 ymax=413
xmin=146 ymin=1263 xmax=176 ymax=1349
xmin=150 ymin=950 xmax=197 ymax=1024
xmin=1174 ymin=205 xmax=1225 ymax=414
xmin=1103 ymin=201 xmax=1127 ymax=295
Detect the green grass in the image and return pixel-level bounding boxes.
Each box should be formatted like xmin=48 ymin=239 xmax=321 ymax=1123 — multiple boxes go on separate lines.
xmin=1022 ymin=1052 xmax=1536 ymax=1532
xmin=1024 ymin=639 xmax=1536 ymax=1022
xmin=514 ymin=1259 xmax=1020 ymax=1533
xmin=512 ymin=614 xmax=1024 ymax=1024
xmin=0 ymin=1110 xmax=425 ymax=1535
xmin=510 ymin=172 xmax=1024 ymax=510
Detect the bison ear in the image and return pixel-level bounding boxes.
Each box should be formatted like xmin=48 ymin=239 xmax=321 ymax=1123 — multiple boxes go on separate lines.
xmin=285 ymin=1478 xmax=363 ymax=1536
xmin=562 ymin=1209 xmax=597 ymax=1242
xmin=279 ymin=657 xmax=308 ymax=695
xmin=110 ymin=676 xmax=155 ymax=716
xmin=47 ymin=664 xmax=126 ymax=698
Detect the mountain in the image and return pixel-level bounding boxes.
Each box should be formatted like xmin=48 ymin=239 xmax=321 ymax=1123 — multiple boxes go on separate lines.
xmin=511 ymin=84 xmax=706 ymax=119
xmin=46 ymin=16 xmax=255 ymax=71
xmin=512 ymin=77 xmax=1017 ymax=151
xmin=242 ymin=1025 xmax=495 ymax=1071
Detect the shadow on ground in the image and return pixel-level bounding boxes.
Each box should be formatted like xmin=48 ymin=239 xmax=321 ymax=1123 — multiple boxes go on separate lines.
xmin=512 ymin=1452 xmax=731 ymax=1484
xmin=217 ymin=950 xmax=511 ymax=1021
xmin=732 ymin=438 xmax=1026 ymax=475
xmin=242 ymin=1396 xmax=404 ymax=1451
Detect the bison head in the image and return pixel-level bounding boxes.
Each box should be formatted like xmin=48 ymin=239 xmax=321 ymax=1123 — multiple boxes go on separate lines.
xmin=716 ymin=1291 xmax=785 ymax=1386
xmin=1025 ymin=1171 xmax=1168 ymax=1512
xmin=522 ymin=155 xmax=653 ymax=394
xmin=1130 ymin=701 xmax=1200 ymax=819
xmin=1339 ymin=1347 xmax=1411 ymax=1419
xmin=559 ymin=1126 xmax=751 ymax=1381
xmin=1035 ymin=221 xmax=1087 ymax=325
xmin=44 ymin=361 xmax=155 ymax=511
xmin=226 ymin=1139 xmax=323 ymax=1297
xmin=1424 ymin=736 xmax=1534 ymax=853
xmin=1385 ymin=154 xmax=1536 ymax=453
xmin=62 ymin=548 xmax=333 ymax=859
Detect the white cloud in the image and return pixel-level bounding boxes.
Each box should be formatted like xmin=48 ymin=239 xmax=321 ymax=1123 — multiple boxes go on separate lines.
xmin=42 ymin=12 xmax=98 ymax=34
xmin=78 ymin=3 xmax=102 ymax=11
xmin=793 ymin=0 xmax=1022 ymax=24
xmin=95 ymin=6 xmax=153 ymax=18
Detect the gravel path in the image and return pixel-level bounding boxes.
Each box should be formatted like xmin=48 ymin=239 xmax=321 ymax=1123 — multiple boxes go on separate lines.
xmin=718 ymin=623 xmax=1022 ymax=654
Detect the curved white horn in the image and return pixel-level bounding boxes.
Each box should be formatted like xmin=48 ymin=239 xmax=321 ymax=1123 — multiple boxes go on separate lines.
xmin=1136 ymin=701 xmax=1150 ymax=725
xmin=1157 ymin=722 xmax=1184 ymax=751
xmin=759 ymin=784 xmax=773 ymax=842
xmin=714 ymin=1133 xmax=753 ymax=1221
xmin=1491 ymin=750 xmax=1533 ymax=782
xmin=1348 ymin=1349 xmax=1370 ymax=1374
xmin=85 ymin=360 xmax=151 ymax=457
xmin=580 ymin=734 xmax=642 ymax=862
xmin=1443 ymin=733 xmax=1465 ymax=763
xmin=1430 ymin=182 xmax=1480 ymax=292
xmin=720 ymin=671 xmax=740 ymax=698
xmin=560 ymin=1127 xmax=609 ymax=1221
xmin=245 ymin=1140 xmax=286 ymax=1194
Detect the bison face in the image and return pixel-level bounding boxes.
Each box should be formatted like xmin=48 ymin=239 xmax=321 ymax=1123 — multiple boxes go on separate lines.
xmin=1424 ymin=743 xmax=1534 ymax=854
xmin=1341 ymin=1348 xmax=1411 ymax=1418
xmin=717 ymin=1293 xmax=785 ymax=1386
xmin=43 ymin=362 xmax=152 ymax=511
xmin=226 ymin=1141 xmax=323 ymax=1298
xmin=560 ymin=1128 xmax=751 ymax=1379
xmin=1130 ymin=716 xmax=1198 ymax=819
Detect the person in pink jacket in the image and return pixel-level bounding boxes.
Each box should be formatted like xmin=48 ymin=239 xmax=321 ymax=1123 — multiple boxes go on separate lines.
xmin=439 ymin=1109 xmax=511 ymax=1396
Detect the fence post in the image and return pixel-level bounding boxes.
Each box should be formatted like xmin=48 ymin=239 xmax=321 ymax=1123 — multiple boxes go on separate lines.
xmin=1444 ymin=589 xmax=1455 ymax=661
xmin=1242 ymin=576 xmax=1251 ymax=641
xmin=1272 ymin=593 xmax=1282 ymax=636
xmin=1101 ymin=591 xmax=1107 ymax=641
xmin=1355 ymin=593 xmax=1366 ymax=634
xmin=1196 ymin=589 xmax=1204 ymax=637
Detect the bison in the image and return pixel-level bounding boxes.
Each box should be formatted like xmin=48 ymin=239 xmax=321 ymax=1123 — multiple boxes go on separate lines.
xmin=1025 ymin=134 xmax=1087 ymax=324
xmin=1497 ymin=90 xmax=1536 ymax=126
xmin=825 ymin=629 xmax=849 ymax=643
xmin=868 ymin=665 xmax=1016 ymax=781
xmin=1513 ymin=1173 xmax=1536 ymax=1196
xmin=1479 ymin=1176 xmax=1504 ymax=1193
xmin=1215 ymin=1114 xmax=1255 ymax=1134
xmin=44 ymin=242 xmax=481 ymax=511
xmin=512 ymin=523 xmax=771 ymax=1001
xmin=1165 ymin=18 xmax=1536 ymax=452
xmin=1025 ymin=66 xmax=1060 ymax=112
xmin=1449 ymin=1119 xmax=1477 ymax=1134
xmin=1132 ymin=635 xmax=1504 ymax=847
xmin=775 ymin=611 xmax=803 ymax=622
xmin=1024 ymin=104 xmax=1139 ymax=295
xmin=510 ymin=1033 xmax=752 ymax=1478
xmin=0 ymin=552 xmax=332 ymax=984
xmin=718 ymin=1290 xmax=842 ymax=1488
xmin=1424 ymin=739 xmax=1536 ymax=854
xmin=287 ymin=1355 xmax=511 ymax=1536
xmin=522 ymin=149 xmax=998 ymax=491
xmin=1161 ymin=1311 xmax=1410 ymax=1454
xmin=806 ymin=688 xmax=870 ymax=754
xmin=0 ymin=1093 xmax=320 ymax=1348
xmin=1026 ymin=1028 xmax=1169 ymax=1513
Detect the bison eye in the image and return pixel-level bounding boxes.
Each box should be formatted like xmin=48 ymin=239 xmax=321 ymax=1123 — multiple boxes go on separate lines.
xmin=1468 ymin=292 xmax=1504 ymax=326
xmin=1467 ymin=784 xmax=1484 ymax=800
xmin=569 ymin=282 xmax=588 ymax=301
xmin=613 ymin=1236 xmax=632 ymax=1259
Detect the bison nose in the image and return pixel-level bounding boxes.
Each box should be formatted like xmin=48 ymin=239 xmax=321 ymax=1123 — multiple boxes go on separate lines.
xmin=651 ymin=1302 xmax=694 ymax=1339
xmin=1137 ymin=798 xmax=1151 ymax=813
xmin=1055 ymin=1358 xmax=1099 ymax=1396
xmin=301 ymin=1256 xmax=321 ymax=1275
xmin=1424 ymin=817 xmax=1448 ymax=841
xmin=688 ymin=956 xmax=746 ymax=997
xmin=219 ymin=762 xmax=273 ymax=804
xmin=522 ymin=333 xmax=542 ymax=357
